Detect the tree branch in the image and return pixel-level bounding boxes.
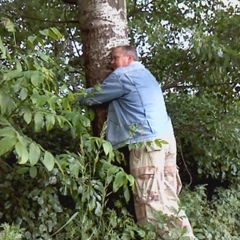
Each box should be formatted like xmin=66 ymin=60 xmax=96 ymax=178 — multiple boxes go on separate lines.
xmin=18 ymin=13 xmax=78 ymax=24
xmin=162 ymin=81 xmax=239 ymax=91
xmin=62 ymin=0 xmax=77 ymax=4
xmin=7 ymin=6 xmax=78 ymax=24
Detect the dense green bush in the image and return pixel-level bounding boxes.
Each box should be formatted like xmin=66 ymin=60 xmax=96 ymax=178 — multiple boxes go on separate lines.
xmin=0 ymin=20 xmax=134 ymax=239
xmin=0 ymin=223 xmax=24 ymax=240
xmin=180 ymin=184 xmax=240 ymax=240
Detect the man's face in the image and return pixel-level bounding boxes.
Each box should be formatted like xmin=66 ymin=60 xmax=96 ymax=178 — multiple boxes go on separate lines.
xmin=111 ymin=47 xmax=132 ymax=70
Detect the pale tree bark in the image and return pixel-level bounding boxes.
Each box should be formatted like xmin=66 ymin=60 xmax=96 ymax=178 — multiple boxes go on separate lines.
xmin=77 ymin=0 xmax=129 ymax=136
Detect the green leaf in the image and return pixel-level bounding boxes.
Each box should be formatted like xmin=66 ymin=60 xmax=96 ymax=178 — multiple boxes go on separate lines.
xmin=16 ymin=166 xmax=29 ymax=174
xmin=34 ymin=112 xmax=44 ymax=132
xmin=31 ymin=71 xmax=40 ymax=86
xmin=0 ymin=117 xmax=10 ymax=126
xmin=23 ymin=110 xmax=32 ymax=124
xmin=16 ymin=60 xmax=22 ymax=71
xmin=50 ymin=27 xmax=63 ymax=39
xmin=107 ymin=165 xmax=119 ymax=177
xmin=47 ymin=29 xmax=58 ymax=41
xmin=0 ymin=126 xmax=15 ymax=137
xmin=1 ymin=17 xmax=15 ymax=32
xmin=51 ymin=212 xmax=79 ymax=237
xmin=62 ymin=98 xmax=71 ymax=111
xmin=0 ymin=136 xmax=17 ymax=156
xmin=21 ymin=56 xmax=31 ymax=70
xmin=39 ymin=29 xmax=49 ymax=37
xmin=42 ymin=151 xmax=55 ymax=171
xmin=113 ymin=171 xmax=126 ymax=192
xmin=56 ymin=115 xmax=69 ymax=128
xmin=3 ymin=70 xmax=22 ymax=81
xmin=19 ymin=87 xmax=28 ymax=100
xmin=11 ymin=78 xmax=23 ymax=95
xmin=15 ymin=141 xmax=29 ymax=164
xmin=29 ymin=166 xmax=38 ymax=178
xmin=0 ymin=93 xmax=14 ymax=115
xmin=36 ymin=95 xmax=48 ymax=107
xmin=48 ymin=95 xmax=58 ymax=110
xmin=103 ymin=141 xmax=112 ymax=156
xmin=29 ymin=142 xmax=41 ymax=166
xmin=123 ymin=185 xmax=130 ymax=202
xmin=126 ymin=174 xmax=134 ymax=187
xmin=155 ymin=139 xmax=168 ymax=147
xmin=89 ymin=197 xmax=96 ymax=211
xmin=39 ymin=28 xmax=62 ymax=41
xmin=0 ymin=36 xmax=9 ymax=59
xmin=45 ymin=114 xmax=55 ymax=131
xmin=38 ymin=52 xmax=51 ymax=62
xmin=94 ymin=201 xmax=102 ymax=216
xmin=27 ymin=35 xmax=37 ymax=44
xmin=69 ymin=162 xmax=81 ymax=178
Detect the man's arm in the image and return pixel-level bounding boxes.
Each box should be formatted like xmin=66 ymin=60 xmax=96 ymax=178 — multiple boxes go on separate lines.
xmin=79 ymin=73 xmax=124 ymax=106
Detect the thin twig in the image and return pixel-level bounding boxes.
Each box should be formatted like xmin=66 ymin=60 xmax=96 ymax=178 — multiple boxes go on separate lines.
xmin=178 ymin=138 xmax=193 ymax=186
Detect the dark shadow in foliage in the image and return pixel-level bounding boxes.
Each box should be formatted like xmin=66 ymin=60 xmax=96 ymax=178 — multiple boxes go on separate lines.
xmin=104 ymin=145 xmax=137 ymax=223
xmin=177 ymin=138 xmax=230 ymax=200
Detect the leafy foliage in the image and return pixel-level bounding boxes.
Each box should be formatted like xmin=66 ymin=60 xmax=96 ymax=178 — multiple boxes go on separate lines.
xmin=0 ymin=0 xmax=240 ymax=239
xmin=0 ymin=19 xmax=135 ymax=239
xmin=0 ymin=223 xmax=24 ymax=240
xmin=181 ymin=184 xmax=240 ymax=240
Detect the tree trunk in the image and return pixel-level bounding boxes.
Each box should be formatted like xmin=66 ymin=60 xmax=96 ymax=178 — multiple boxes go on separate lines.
xmin=77 ymin=0 xmax=129 ymax=136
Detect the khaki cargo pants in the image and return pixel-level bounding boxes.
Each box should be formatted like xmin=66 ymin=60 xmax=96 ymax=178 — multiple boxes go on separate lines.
xmin=129 ymin=135 xmax=193 ymax=236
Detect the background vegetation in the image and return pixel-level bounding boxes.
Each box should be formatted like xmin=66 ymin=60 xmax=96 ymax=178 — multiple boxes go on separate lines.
xmin=0 ymin=0 xmax=239 ymax=239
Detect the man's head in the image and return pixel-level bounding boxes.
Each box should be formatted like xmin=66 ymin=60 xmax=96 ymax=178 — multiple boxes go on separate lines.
xmin=111 ymin=45 xmax=139 ymax=70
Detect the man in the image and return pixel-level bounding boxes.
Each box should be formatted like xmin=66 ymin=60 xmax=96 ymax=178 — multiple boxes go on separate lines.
xmin=79 ymin=45 xmax=195 ymax=239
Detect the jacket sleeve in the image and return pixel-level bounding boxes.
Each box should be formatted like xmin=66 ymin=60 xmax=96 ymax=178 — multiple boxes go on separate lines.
xmin=79 ymin=73 xmax=124 ymax=106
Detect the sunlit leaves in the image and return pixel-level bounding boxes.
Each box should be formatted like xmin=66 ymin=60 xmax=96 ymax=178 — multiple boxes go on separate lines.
xmin=23 ymin=110 xmax=32 ymax=124
xmin=45 ymin=114 xmax=55 ymax=131
xmin=111 ymin=169 xmax=134 ymax=202
xmin=39 ymin=27 xmax=63 ymax=41
xmin=0 ymin=92 xmax=15 ymax=115
xmin=29 ymin=142 xmax=41 ymax=166
xmin=0 ymin=136 xmax=17 ymax=156
xmin=0 ymin=126 xmax=15 ymax=137
xmin=27 ymin=35 xmax=37 ymax=44
xmin=19 ymin=87 xmax=28 ymax=100
xmin=30 ymin=71 xmax=43 ymax=86
xmin=0 ymin=125 xmax=17 ymax=156
xmin=1 ymin=17 xmax=15 ymax=32
xmin=0 ymin=112 xmax=57 ymax=170
xmin=15 ymin=141 xmax=29 ymax=164
xmin=3 ymin=70 xmax=22 ymax=81
xmin=42 ymin=151 xmax=55 ymax=171
xmin=26 ymin=27 xmax=63 ymax=50
xmin=0 ymin=36 xmax=9 ymax=59
xmin=34 ymin=112 xmax=44 ymax=132
xmin=102 ymin=141 xmax=113 ymax=156
xmin=113 ymin=171 xmax=128 ymax=193
xmin=48 ymin=95 xmax=59 ymax=110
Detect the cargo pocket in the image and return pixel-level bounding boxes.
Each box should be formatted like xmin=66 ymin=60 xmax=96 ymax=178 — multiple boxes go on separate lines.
xmin=145 ymin=140 xmax=164 ymax=171
xmin=130 ymin=141 xmax=163 ymax=205
xmin=145 ymin=140 xmax=163 ymax=152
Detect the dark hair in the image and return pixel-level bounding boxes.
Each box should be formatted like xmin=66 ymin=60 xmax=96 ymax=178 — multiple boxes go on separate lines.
xmin=114 ymin=45 xmax=139 ymax=61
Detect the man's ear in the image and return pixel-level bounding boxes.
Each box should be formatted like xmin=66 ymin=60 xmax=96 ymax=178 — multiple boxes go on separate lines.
xmin=128 ymin=55 xmax=134 ymax=63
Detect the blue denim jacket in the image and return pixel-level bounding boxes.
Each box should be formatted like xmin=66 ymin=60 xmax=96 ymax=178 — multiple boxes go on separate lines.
xmin=79 ymin=61 xmax=174 ymax=149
